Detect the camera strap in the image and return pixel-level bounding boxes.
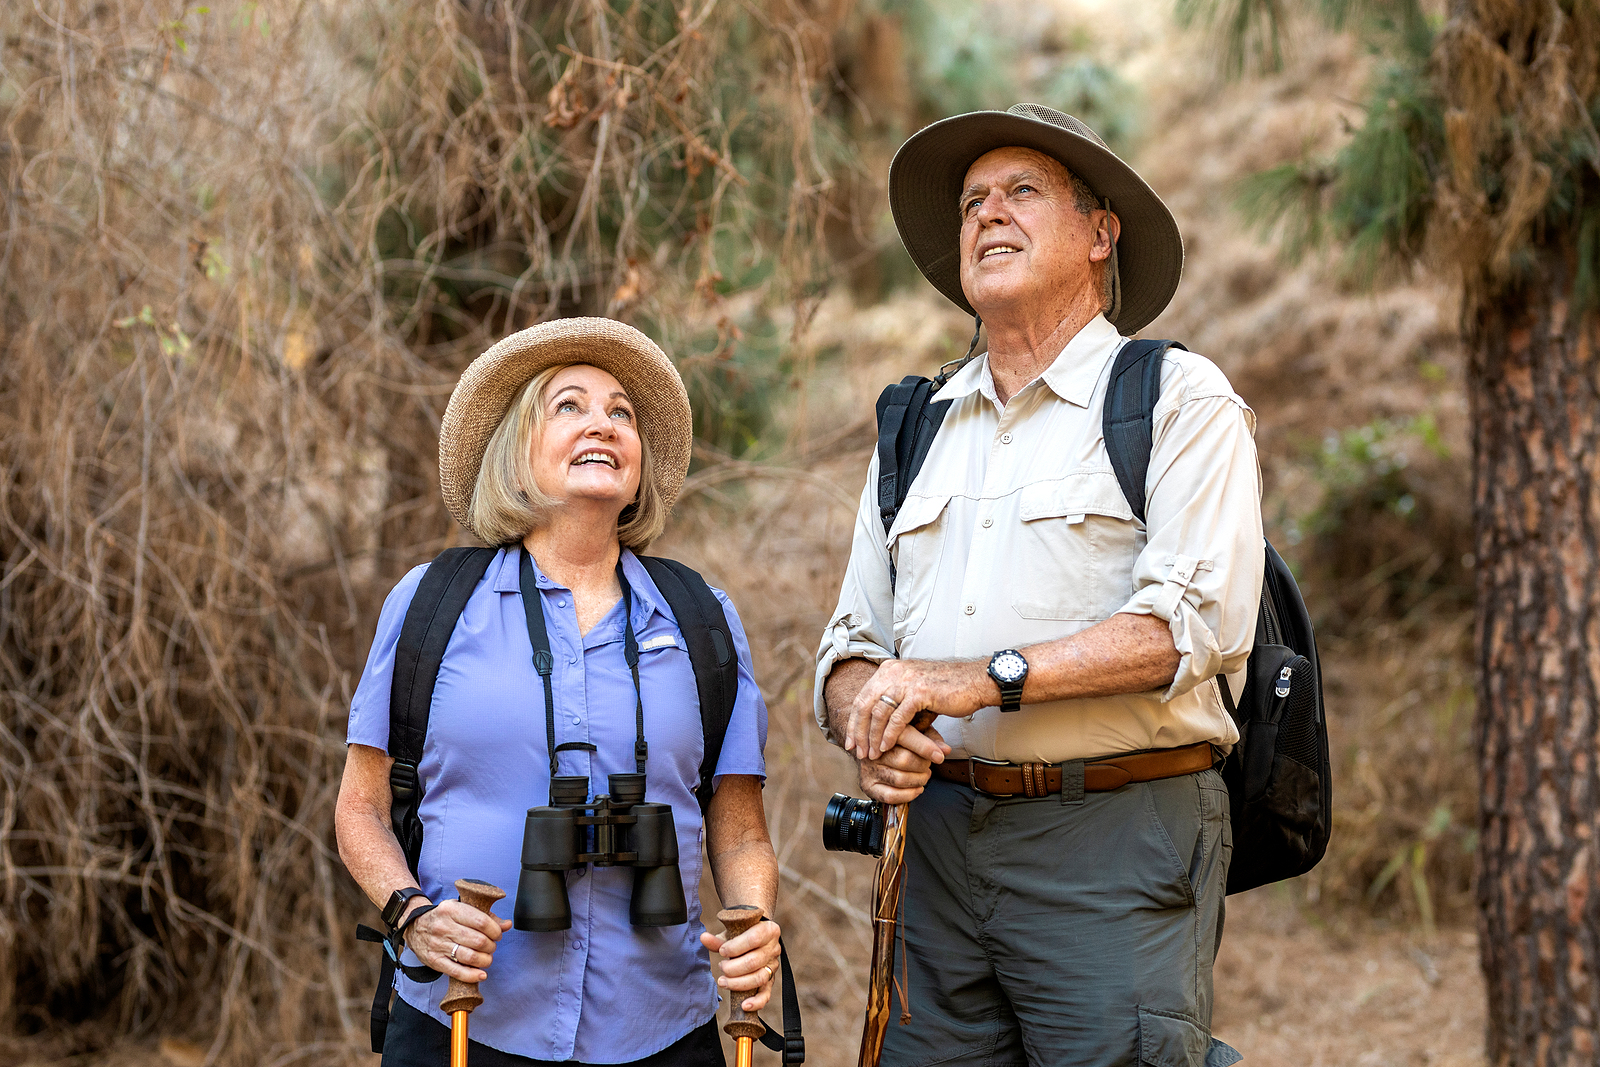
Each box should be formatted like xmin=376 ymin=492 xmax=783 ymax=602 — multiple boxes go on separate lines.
xmin=518 ymin=548 xmax=648 ymax=786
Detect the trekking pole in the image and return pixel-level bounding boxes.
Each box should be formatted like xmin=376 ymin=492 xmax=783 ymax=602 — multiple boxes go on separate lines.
xmin=440 ymin=879 xmax=506 ymax=1067
xmin=718 ymin=905 xmax=768 ymax=1067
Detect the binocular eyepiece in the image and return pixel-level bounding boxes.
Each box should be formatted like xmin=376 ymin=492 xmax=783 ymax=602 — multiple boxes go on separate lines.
xmin=515 ymin=773 xmax=689 ymax=931
xmin=822 ymin=793 xmax=886 ymax=857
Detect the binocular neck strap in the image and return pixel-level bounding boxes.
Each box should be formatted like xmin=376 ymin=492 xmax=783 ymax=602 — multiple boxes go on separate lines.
xmin=518 ymin=547 xmax=648 ymax=781
xmin=618 ymin=562 xmax=647 ymax=773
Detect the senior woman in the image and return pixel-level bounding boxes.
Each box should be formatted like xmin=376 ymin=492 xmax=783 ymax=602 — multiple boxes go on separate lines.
xmin=336 ymin=319 xmax=781 ymax=1066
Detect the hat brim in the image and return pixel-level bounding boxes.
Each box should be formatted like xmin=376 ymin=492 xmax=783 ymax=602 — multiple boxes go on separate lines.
xmin=439 ymin=318 xmax=693 ymax=538
xmin=889 ymin=111 xmax=1183 ymax=336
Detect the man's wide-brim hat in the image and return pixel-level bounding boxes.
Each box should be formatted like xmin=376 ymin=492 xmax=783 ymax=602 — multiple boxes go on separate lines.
xmin=439 ymin=317 xmax=693 ymax=533
xmin=889 ymin=103 xmax=1184 ymax=336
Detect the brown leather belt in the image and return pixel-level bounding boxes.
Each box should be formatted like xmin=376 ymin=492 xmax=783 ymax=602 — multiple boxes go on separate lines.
xmin=932 ymin=741 xmax=1215 ymax=798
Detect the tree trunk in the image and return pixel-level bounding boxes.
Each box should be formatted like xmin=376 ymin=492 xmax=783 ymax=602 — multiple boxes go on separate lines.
xmin=1473 ymin=255 xmax=1600 ymax=1065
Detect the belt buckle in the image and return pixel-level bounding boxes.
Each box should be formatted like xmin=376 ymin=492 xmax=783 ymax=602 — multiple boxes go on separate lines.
xmin=968 ymin=755 xmax=1014 ymax=797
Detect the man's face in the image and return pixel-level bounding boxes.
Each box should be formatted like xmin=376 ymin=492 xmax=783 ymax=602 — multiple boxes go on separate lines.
xmin=956 ymin=146 xmax=1115 ymax=322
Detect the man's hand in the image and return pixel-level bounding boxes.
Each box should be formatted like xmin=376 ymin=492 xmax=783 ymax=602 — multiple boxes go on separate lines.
xmin=856 ymin=721 xmax=950 ymax=804
xmin=846 ymin=658 xmax=995 ymax=760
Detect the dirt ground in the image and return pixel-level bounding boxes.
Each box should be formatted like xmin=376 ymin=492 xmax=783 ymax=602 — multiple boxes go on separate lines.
xmin=12 ymin=892 xmax=1485 ymax=1067
xmin=1212 ymin=893 xmax=1485 ymax=1067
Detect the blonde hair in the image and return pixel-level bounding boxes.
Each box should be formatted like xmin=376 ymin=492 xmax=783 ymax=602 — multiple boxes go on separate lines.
xmin=467 ymin=363 xmax=669 ymax=549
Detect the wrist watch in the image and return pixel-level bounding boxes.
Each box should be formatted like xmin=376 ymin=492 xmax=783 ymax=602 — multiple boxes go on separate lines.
xmin=381 ymin=886 xmax=427 ymax=932
xmin=987 ymin=649 xmax=1029 ymax=712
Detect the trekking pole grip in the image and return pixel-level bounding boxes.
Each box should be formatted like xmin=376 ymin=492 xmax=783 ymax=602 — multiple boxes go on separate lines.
xmin=440 ymin=879 xmax=506 ymax=1015
xmin=717 ymin=905 xmax=769 ymax=1041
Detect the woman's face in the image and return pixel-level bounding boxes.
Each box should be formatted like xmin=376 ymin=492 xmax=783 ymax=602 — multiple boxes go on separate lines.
xmin=528 ymin=364 xmax=643 ymax=512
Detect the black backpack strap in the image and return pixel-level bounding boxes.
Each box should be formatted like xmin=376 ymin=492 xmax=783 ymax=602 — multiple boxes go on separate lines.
xmin=875 ymin=376 xmax=953 ymax=538
xmin=365 ymin=547 xmax=493 ymax=1052
xmin=1101 ymin=339 xmax=1187 ymax=525
xmin=638 ymin=556 xmax=738 ymax=814
xmin=386 ymin=546 xmax=496 ymax=875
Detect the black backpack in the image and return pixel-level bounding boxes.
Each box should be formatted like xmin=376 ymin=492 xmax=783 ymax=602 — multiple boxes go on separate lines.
xmin=874 ymin=339 xmax=1332 ymax=896
xmin=357 ymin=547 xmax=804 ymax=1061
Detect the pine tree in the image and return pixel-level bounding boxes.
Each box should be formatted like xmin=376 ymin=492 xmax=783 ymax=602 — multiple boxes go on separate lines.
xmin=1183 ymin=1 xmax=1600 ymax=1061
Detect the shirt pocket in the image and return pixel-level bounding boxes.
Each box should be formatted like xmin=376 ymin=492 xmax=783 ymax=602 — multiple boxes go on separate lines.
xmin=886 ymin=492 xmax=950 ymax=646
xmin=1011 ymin=472 xmax=1139 ymax=622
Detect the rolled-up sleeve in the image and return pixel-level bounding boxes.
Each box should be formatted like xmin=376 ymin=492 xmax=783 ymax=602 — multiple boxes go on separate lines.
xmin=346 ymin=563 xmax=429 ymax=749
xmin=813 ymin=453 xmax=897 ymax=730
xmin=1117 ymin=369 xmax=1263 ymax=703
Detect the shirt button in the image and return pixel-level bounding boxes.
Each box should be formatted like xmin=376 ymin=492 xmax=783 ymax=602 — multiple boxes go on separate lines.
xmin=557 ymin=599 xmax=568 ymax=607
xmin=572 ymin=940 xmax=583 ymax=950
xmin=964 ymin=603 xmax=975 ymax=615
xmin=1000 ymin=432 xmax=1012 ymax=444
xmin=982 ymin=518 xmax=993 ymax=528
xmin=571 ymin=716 xmax=581 ymax=725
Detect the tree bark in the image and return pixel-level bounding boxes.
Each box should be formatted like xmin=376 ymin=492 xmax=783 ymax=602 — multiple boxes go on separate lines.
xmin=1472 ymin=255 xmax=1600 ymax=1066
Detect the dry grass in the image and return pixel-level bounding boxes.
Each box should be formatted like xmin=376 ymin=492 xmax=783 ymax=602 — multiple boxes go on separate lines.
xmin=1 ymin=0 xmax=839 ymax=1060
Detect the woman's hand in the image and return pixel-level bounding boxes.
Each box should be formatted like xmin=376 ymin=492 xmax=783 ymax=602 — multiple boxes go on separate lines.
xmin=403 ymin=898 xmax=513 ymax=984
xmin=699 ymin=918 xmax=781 ymax=1013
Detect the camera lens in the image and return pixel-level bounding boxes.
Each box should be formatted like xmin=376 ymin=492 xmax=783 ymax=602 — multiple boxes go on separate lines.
xmin=822 ymin=793 xmax=886 ymax=857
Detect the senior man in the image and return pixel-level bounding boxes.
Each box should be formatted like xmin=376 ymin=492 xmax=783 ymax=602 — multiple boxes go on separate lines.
xmin=815 ymin=104 xmax=1260 ymax=1066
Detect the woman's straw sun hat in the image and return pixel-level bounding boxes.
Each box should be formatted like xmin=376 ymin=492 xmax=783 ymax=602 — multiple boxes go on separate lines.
xmin=438 ymin=318 xmax=693 ymax=533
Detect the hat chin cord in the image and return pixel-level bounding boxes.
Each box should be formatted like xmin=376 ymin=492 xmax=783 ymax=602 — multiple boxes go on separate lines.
xmin=935 ymin=317 xmax=984 ymax=386
xmin=1102 ymin=197 xmax=1122 ymax=328
xmin=937 ymin=196 xmax=1119 ymax=385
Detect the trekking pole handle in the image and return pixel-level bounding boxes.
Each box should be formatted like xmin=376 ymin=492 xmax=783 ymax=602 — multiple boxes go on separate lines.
xmin=439 ymin=879 xmax=506 ymax=1015
xmin=717 ymin=906 xmax=768 ymax=1041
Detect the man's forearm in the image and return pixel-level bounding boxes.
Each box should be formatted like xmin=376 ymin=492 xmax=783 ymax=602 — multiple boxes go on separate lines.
xmin=822 ymin=657 xmax=880 ymax=745
xmin=1021 ymin=611 xmax=1179 ymax=703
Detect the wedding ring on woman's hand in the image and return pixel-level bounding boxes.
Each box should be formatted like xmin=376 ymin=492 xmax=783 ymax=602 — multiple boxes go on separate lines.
xmin=449 ymin=943 xmax=460 ymax=963
xmin=877 ymin=694 xmax=899 ymax=708
xmin=763 ymin=965 xmax=774 ymax=983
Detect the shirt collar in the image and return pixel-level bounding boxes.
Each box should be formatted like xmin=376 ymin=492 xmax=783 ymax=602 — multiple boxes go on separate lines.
xmin=931 ymin=313 xmax=1124 ymax=409
xmin=492 ymin=544 xmax=662 ymax=630
xmin=1039 ymin=313 xmax=1124 ymax=408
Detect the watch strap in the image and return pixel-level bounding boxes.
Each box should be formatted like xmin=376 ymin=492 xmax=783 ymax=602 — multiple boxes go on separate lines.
xmin=382 ymin=886 xmax=427 ymax=931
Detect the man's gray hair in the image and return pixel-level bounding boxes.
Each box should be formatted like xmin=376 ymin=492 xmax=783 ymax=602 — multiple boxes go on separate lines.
xmin=1049 ymin=158 xmax=1121 ymax=322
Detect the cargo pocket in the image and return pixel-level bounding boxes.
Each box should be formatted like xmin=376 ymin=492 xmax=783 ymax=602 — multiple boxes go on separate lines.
xmin=1011 ymin=472 xmax=1138 ymax=622
xmin=886 ymin=493 xmax=949 ymax=645
xmin=1137 ymin=1007 xmax=1240 ymax=1067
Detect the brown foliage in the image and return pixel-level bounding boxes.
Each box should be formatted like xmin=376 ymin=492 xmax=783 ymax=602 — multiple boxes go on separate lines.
xmin=0 ymin=0 xmax=837 ymax=1059
xmin=1433 ymin=0 xmax=1600 ymax=301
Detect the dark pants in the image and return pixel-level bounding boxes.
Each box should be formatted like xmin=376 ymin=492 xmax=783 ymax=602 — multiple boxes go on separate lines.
xmin=880 ymin=769 xmax=1240 ymax=1067
xmin=381 ymin=998 xmax=725 ymax=1067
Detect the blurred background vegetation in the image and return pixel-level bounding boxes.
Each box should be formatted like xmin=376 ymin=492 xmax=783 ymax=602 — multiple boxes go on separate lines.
xmin=1 ymin=0 xmax=1494 ymax=1062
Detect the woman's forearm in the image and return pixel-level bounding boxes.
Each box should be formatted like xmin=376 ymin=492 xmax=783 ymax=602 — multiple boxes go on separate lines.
xmin=708 ymin=838 xmax=778 ymax=915
xmin=704 ymin=774 xmax=778 ymax=913
xmin=336 ymin=744 xmax=432 ymax=917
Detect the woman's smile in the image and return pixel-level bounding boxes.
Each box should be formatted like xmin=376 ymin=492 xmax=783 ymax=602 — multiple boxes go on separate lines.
xmin=531 ymin=364 xmax=643 ymax=507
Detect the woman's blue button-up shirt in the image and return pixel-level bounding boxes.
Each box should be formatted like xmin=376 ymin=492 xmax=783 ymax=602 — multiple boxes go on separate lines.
xmin=348 ymin=546 xmax=768 ymax=1063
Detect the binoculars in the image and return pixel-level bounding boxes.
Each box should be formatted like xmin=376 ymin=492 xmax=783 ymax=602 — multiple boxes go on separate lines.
xmin=514 ymin=773 xmax=688 ymax=931
xmin=822 ymin=792 xmax=886 ymax=857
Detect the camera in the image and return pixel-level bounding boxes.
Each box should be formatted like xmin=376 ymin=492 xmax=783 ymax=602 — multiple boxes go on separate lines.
xmin=515 ymin=772 xmax=689 ymax=931
xmin=822 ymin=793 xmax=886 ymax=857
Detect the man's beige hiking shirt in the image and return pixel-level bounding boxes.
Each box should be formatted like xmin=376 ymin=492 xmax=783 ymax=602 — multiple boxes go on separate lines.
xmin=814 ymin=314 xmax=1264 ymax=764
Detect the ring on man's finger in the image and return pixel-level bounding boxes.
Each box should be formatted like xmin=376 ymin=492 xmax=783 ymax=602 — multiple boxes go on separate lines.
xmin=877 ymin=694 xmax=899 ymax=709
xmin=763 ymin=965 xmax=774 ymax=983
xmin=449 ymin=943 xmax=460 ymax=963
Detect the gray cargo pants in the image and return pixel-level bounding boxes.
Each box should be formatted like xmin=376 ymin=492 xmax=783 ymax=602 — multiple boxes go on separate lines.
xmin=879 ymin=767 xmax=1242 ymax=1067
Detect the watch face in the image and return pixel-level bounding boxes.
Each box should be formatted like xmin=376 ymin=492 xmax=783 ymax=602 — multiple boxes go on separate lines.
xmin=991 ymin=652 xmax=1027 ymax=684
